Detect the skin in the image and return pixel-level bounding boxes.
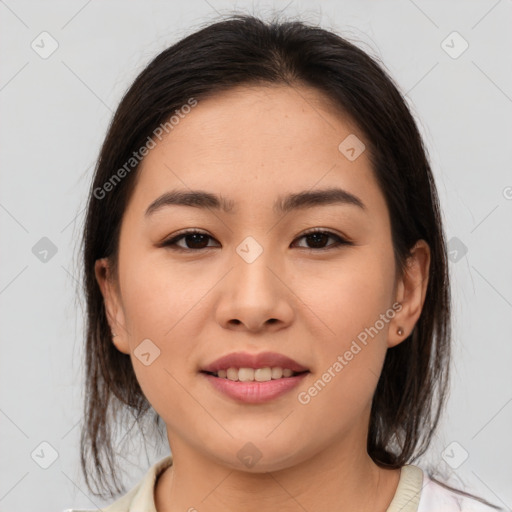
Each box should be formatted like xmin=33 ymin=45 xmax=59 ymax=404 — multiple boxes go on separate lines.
xmin=95 ymin=84 xmax=430 ymax=512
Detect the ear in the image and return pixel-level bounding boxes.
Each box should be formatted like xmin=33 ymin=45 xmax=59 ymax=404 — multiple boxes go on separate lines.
xmin=388 ymin=239 xmax=431 ymax=348
xmin=94 ymin=258 xmax=130 ymax=355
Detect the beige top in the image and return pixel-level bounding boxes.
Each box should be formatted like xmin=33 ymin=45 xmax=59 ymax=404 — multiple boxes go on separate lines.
xmin=65 ymin=454 xmax=424 ymax=512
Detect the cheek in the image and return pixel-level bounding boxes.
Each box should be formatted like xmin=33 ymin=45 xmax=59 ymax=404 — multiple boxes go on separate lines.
xmin=298 ymin=248 xmax=395 ymax=342
xmin=119 ymin=247 xmax=211 ymax=338
xmin=117 ymin=243 xmax=227 ymax=361
xmin=118 ymin=257 xmax=210 ymax=420
xmin=295 ymin=249 xmax=394 ymax=402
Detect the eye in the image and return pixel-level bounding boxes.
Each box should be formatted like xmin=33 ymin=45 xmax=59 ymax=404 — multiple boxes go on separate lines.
xmin=161 ymin=228 xmax=351 ymax=252
xmin=161 ymin=229 xmax=220 ymax=251
xmin=291 ymin=229 xmax=352 ymax=250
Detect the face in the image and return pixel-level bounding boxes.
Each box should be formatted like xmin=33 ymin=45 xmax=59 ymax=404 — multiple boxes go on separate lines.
xmin=96 ymin=84 xmax=429 ymax=472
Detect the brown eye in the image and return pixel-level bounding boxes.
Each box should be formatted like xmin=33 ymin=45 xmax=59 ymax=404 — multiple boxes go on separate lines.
xmin=292 ymin=230 xmax=351 ymax=250
xmin=162 ymin=230 xmax=219 ymax=251
xmin=161 ymin=228 xmax=351 ymax=252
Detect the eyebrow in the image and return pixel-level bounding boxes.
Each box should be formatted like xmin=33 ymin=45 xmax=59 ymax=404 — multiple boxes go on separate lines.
xmin=144 ymin=187 xmax=366 ymax=217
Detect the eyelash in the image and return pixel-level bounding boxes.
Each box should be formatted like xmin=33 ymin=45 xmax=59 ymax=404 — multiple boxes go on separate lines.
xmin=161 ymin=228 xmax=353 ymax=252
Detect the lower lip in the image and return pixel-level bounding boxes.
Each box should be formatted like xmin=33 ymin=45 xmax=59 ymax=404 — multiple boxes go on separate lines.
xmin=201 ymin=372 xmax=309 ymax=403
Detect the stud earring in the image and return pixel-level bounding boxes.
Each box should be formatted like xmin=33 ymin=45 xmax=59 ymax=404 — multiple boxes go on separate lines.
xmin=112 ymin=332 xmax=117 ymax=338
xmin=397 ymin=327 xmax=404 ymax=336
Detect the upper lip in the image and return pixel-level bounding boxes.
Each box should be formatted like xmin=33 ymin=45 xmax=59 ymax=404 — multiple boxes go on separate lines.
xmin=201 ymin=351 xmax=310 ymax=373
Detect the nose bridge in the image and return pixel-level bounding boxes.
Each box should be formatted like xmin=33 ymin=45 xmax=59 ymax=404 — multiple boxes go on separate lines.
xmin=231 ymin=235 xmax=280 ymax=299
xmin=215 ymin=236 xmax=293 ymax=330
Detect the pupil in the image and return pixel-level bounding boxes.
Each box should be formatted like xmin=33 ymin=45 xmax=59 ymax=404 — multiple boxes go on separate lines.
xmin=308 ymin=233 xmax=327 ymax=248
xmin=187 ymin=234 xmax=207 ymax=248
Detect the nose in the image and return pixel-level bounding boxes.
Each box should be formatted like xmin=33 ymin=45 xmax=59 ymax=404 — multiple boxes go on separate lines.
xmin=215 ymin=247 xmax=294 ymax=333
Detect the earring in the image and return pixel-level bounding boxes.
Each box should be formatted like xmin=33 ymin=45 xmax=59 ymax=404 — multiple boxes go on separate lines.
xmin=112 ymin=332 xmax=117 ymax=338
xmin=397 ymin=327 xmax=404 ymax=336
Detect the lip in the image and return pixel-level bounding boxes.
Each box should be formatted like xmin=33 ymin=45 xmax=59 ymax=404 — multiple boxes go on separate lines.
xmin=200 ymin=351 xmax=309 ymax=373
xmin=201 ymin=371 xmax=309 ymax=403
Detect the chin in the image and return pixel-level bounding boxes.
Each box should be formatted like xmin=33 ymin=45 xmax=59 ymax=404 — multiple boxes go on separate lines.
xmin=209 ymin=439 xmax=307 ymax=474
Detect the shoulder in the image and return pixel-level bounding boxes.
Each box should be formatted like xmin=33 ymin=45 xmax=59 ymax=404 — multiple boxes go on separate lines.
xmin=63 ymin=454 xmax=173 ymax=512
xmin=62 ymin=483 xmax=140 ymax=512
xmin=417 ymin=471 xmax=503 ymax=512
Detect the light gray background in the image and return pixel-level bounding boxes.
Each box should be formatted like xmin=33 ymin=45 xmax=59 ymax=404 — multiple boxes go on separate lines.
xmin=1 ymin=1 xmax=511 ymax=511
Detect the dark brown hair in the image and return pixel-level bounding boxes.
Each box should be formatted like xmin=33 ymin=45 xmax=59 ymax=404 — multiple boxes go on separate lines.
xmin=80 ymin=13 xmax=453 ymax=500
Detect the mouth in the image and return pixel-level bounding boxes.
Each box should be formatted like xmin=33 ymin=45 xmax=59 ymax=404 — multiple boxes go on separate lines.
xmin=200 ymin=368 xmax=310 ymax=403
xmin=199 ymin=351 xmax=310 ymax=402
xmin=200 ymin=351 xmax=310 ymax=376
xmin=200 ymin=368 xmax=309 ymax=381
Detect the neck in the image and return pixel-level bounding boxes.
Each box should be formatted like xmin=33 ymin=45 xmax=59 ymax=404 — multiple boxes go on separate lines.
xmin=154 ymin=435 xmax=400 ymax=512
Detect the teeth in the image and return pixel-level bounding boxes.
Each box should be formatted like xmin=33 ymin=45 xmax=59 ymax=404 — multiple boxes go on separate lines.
xmin=213 ymin=367 xmax=298 ymax=382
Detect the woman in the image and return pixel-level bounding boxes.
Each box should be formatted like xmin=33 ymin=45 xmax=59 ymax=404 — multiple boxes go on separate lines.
xmin=69 ymin=14 xmax=501 ymax=512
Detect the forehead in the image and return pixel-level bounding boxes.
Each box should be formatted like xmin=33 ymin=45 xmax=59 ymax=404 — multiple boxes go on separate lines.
xmin=128 ymin=84 xmax=383 ymax=218
xmin=148 ymin=84 xmax=359 ymax=163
